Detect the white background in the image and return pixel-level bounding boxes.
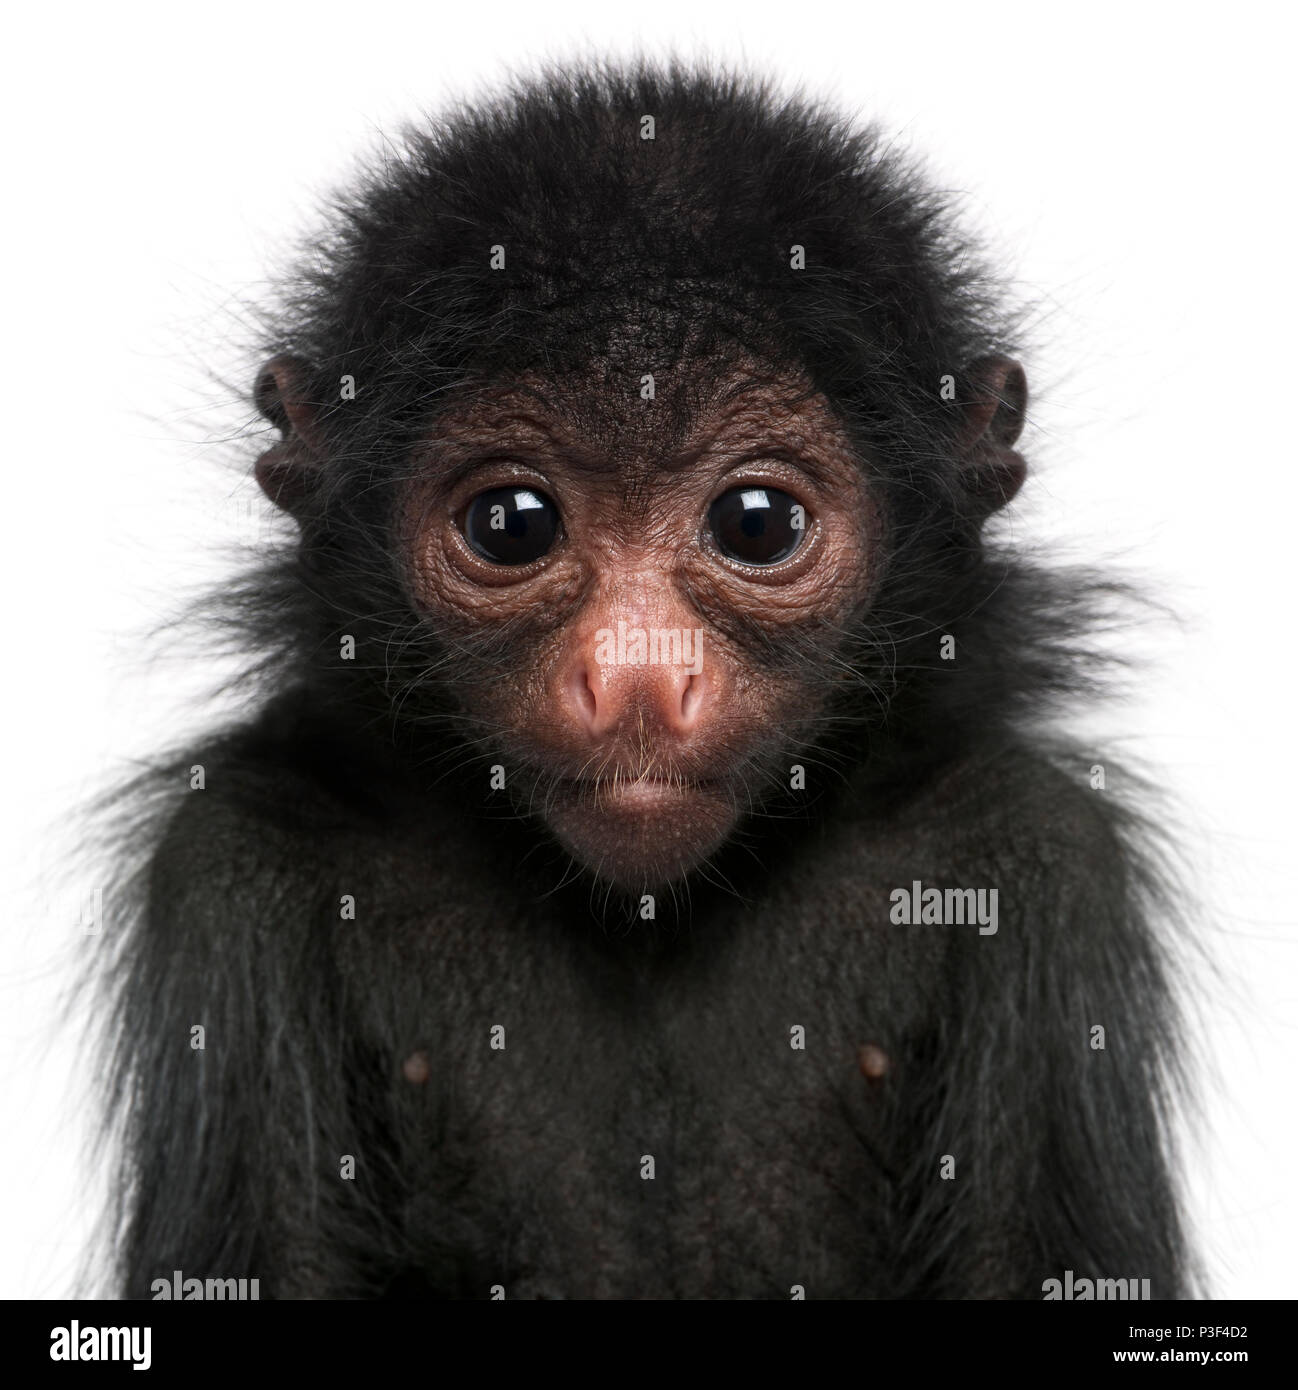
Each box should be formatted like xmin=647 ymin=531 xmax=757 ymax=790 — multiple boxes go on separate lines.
xmin=1 ymin=0 xmax=1293 ymax=1300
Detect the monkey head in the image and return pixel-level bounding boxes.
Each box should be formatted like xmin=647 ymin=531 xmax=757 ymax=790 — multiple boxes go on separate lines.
xmin=250 ymin=76 xmax=1026 ymax=894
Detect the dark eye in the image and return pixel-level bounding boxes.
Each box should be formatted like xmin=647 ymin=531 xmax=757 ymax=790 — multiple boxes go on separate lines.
xmin=707 ymin=486 xmax=806 ymax=565
xmin=463 ymin=486 xmax=560 ymax=565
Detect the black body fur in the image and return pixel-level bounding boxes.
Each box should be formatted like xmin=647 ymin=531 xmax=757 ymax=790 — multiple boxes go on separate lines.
xmin=97 ymin=64 xmax=1189 ymax=1299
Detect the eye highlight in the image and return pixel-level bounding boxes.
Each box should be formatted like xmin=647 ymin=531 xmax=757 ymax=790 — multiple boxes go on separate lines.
xmin=707 ymin=486 xmax=806 ymax=566
xmin=463 ymin=486 xmax=560 ymax=565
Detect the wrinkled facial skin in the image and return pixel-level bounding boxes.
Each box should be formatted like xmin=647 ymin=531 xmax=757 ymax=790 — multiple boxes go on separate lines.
xmin=403 ymin=366 xmax=878 ymax=892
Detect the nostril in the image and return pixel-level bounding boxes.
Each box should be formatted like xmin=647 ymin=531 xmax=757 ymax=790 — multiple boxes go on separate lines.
xmin=573 ymin=666 xmax=599 ymax=729
xmin=680 ymin=671 xmax=704 ymax=727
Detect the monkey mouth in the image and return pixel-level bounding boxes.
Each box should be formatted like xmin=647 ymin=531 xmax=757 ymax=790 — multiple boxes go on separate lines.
xmin=540 ymin=772 xmax=738 ymax=889
xmin=555 ymin=773 xmax=720 ymax=808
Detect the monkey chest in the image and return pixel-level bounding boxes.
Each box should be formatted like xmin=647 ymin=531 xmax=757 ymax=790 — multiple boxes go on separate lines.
xmin=389 ymin=957 xmax=904 ymax=1299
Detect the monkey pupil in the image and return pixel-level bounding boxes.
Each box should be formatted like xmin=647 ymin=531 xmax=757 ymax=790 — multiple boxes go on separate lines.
xmin=464 ymin=487 xmax=559 ymax=565
xmin=708 ymin=486 xmax=802 ymax=565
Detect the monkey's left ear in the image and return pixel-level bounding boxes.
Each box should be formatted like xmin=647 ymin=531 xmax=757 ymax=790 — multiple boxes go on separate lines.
xmin=955 ymin=356 xmax=1028 ymax=514
xmin=254 ymin=355 xmax=327 ymax=516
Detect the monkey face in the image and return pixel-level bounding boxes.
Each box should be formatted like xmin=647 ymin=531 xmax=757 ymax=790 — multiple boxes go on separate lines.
xmin=400 ymin=365 xmax=879 ymax=891
xmin=255 ymin=336 xmax=1023 ymax=895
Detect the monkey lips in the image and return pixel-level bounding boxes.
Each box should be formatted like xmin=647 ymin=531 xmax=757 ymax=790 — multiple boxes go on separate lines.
xmin=542 ymin=770 xmax=739 ymax=890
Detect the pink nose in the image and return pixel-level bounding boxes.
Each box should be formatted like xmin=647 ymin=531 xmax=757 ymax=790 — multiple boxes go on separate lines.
xmin=565 ymin=650 xmax=706 ymax=739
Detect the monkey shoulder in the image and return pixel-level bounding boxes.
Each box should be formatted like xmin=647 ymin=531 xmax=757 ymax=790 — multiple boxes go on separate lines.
xmin=916 ymin=743 xmax=1164 ymax=967
xmin=830 ymin=741 xmax=1144 ymax=904
xmin=144 ymin=693 xmax=508 ymax=935
xmin=800 ymin=743 xmax=1169 ymax=1039
xmin=145 ymin=696 xmax=398 ymax=906
xmin=939 ymin=744 xmax=1129 ymax=863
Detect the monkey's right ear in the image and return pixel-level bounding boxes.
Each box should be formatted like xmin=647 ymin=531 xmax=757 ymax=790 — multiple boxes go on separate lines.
xmin=254 ymin=355 xmax=326 ymax=515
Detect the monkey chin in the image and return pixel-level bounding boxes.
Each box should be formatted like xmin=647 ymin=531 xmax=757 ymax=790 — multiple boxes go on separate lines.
xmin=543 ymin=778 xmax=738 ymax=893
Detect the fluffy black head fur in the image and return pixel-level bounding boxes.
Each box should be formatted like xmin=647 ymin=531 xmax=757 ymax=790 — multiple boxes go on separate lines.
xmin=89 ymin=62 xmax=1192 ymax=1300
